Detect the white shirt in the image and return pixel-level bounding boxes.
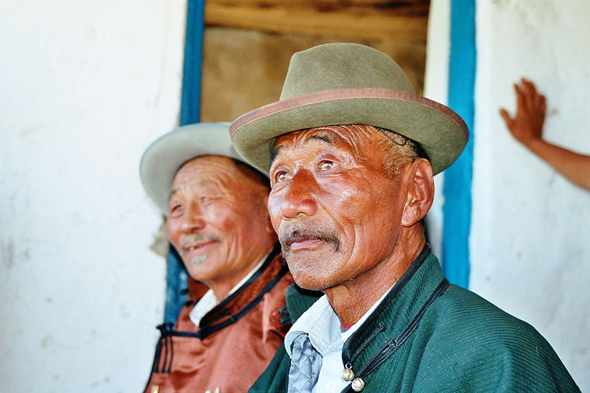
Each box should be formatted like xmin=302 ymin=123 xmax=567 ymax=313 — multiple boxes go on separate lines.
xmin=284 ymin=287 xmax=393 ymax=392
xmin=188 ymin=252 xmax=269 ymax=327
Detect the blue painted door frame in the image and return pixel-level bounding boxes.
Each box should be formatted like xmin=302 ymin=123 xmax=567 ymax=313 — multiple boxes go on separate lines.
xmin=164 ymin=0 xmax=206 ymax=324
xmin=442 ymin=0 xmax=476 ymax=289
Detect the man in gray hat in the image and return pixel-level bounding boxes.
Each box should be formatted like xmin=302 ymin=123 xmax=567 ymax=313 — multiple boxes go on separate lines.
xmin=140 ymin=123 xmax=295 ymax=393
xmin=230 ymin=43 xmax=579 ymax=392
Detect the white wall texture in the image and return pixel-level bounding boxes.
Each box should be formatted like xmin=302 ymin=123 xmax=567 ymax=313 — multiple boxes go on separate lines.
xmin=473 ymin=0 xmax=590 ymax=389
xmin=423 ymin=0 xmax=450 ymax=260
xmin=0 ymin=1 xmax=186 ymax=392
xmin=427 ymin=0 xmax=590 ymax=390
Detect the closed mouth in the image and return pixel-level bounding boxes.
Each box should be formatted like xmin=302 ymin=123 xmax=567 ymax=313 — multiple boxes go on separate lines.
xmin=281 ymin=229 xmax=340 ymax=252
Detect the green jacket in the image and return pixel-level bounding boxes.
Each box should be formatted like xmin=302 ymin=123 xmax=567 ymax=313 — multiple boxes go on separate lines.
xmin=250 ymin=246 xmax=580 ymax=392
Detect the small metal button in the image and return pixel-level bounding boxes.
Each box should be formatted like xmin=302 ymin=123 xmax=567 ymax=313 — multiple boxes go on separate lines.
xmin=351 ymin=377 xmax=366 ymax=392
xmin=341 ymin=366 xmax=355 ymax=382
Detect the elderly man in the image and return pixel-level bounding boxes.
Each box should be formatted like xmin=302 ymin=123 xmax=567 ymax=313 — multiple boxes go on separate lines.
xmin=229 ymin=44 xmax=580 ymax=392
xmin=140 ymin=123 xmax=295 ymax=393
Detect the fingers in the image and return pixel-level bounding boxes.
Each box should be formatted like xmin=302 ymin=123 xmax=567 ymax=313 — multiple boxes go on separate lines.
xmin=514 ymin=82 xmax=525 ymax=110
xmin=499 ymin=107 xmax=517 ymax=138
xmin=499 ymin=108 xmax=513 ymax=126
xmin=501 ymin=78 xmax=547 ymax=143
xmin=519 ymin=78 xmax=546 ymax=111
xmin=521 ymin=80 xmax=536 ymax=110
xmin=521 ymin=78 xmax=537 ymax=95
xmin=538 ymin=93 xmax=547 ymax=115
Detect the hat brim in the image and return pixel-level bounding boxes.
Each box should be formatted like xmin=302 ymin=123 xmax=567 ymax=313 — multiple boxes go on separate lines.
xmin=230 ymin=88 xmax=469 ymax=175
xmin=141 ymin=122 xmax=264 ymax=214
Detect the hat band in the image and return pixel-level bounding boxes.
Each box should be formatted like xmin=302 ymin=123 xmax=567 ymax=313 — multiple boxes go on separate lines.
xmin=230 ymin=88 xmax=468 ymax=139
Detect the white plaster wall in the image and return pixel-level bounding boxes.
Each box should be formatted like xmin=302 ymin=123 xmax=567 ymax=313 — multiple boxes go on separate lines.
xmin=426 ymin=0 xmax=590 ymax=389
xmin=423 ymin=0 xmax=450 ymax=258
xmin=471 ymin=0 xmax=590 ymax=389
xmin=0 ymin=1 xmax=186 ymax=392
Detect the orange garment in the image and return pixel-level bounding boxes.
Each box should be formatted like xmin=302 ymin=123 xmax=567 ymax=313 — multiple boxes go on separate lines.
xmin=144 ymin=251 xmax=293 ymax=393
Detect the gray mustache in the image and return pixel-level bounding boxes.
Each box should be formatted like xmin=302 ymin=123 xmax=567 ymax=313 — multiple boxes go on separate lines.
xmin=280 ymin=228 xmax=340 ymax=252
xmin=181 ymin=233 xmax=221 ymax=250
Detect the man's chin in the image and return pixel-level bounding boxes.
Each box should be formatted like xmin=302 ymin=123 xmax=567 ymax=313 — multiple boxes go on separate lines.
xmin=290 ymin=270 xmax=334 ymax=292
xmin=190 ymin=254 xmax=208 ymax=265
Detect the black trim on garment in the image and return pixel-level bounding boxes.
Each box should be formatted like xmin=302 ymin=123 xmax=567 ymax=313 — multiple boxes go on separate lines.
xmin=279 ymin=305 xmax=291 ymax=325
xmin=167 ymin=242 xmax=283 ymax=336
xmin=343 ymin=278 xmax=450 ymax=391
xmin=340 ymin=244 xmax=450 ymax=389
xmin=199 ymin=242 xmax=282 ymax=328
xmin=148 ymin=244 xmax=287 ymax=376
xmin=180 ymin=261 xmax=288 ymax=339
xmin=342 ymin=243 xmax=432 ymax=364
xmin=148 ymin=322 xmax=176 ymax=375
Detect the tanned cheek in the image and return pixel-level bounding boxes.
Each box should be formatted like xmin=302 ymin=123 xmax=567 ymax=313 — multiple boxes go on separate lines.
xmin=165 ymin=220 xmax=177 ymax=245
xmin=267 ymin=195 xmax=282 ymax=231
xmin=331 ymin=183 xmax=361 ymax=215
xmin=166 ymin=226 xmax=180 ymax=252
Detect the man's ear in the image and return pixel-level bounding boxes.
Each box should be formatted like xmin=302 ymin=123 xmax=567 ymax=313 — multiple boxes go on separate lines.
xmin=402 ymin=158 xmax=435 ymax=227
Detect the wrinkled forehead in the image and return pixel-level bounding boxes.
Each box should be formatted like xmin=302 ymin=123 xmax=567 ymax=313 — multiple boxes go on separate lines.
xmin=271 ymin=125 xmax=385 ymax=164
xmin=172 ymin=155 xmax=237 ymax=185
xmin=169 ymin=156 xmax=254 ymax=201
xmin=170 ymin=155 xmax=269 ymax=202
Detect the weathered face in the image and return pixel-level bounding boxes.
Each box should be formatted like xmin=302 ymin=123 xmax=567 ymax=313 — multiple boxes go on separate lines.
xmin=166 ymin=156 xmax=274 ymax=291
xmin=268 ymin=125 xmax=411 ymax=291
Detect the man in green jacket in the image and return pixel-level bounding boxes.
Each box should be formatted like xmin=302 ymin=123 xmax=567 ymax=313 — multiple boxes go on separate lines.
xmin=229 ymin=43 xmax=580 ymax=392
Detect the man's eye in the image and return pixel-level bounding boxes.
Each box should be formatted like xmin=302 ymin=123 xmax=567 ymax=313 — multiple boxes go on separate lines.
xmin=199 ymin=196 xmax=218 ymax=204
xmin=169 ymin=204 xmax=182 ymax=215
xmin=318 ymin=160 xmax=334 ymax=171
xmin=275 ymin=171 xmax=291 ymax=183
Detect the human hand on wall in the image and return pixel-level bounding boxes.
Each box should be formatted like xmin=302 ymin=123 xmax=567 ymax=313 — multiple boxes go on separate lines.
xmin=499 ymin=77 xmax=590 ymax=191
xmin=499 ymin=78 xmax=547 ymax=147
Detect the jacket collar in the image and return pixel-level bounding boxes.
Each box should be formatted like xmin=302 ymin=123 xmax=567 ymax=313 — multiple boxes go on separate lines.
xmin=342 ymin=244 xmax=446 ymax=365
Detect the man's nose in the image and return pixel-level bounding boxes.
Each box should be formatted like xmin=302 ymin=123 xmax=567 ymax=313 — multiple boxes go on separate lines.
xmin=278 ymin=169 xmax=318 ymax=219
xmin=180 ymin=203 xmax=206 ymax=232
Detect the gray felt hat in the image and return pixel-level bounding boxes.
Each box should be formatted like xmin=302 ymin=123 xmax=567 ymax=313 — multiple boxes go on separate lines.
xmin=140 ymin=122 xmax=264 ymax=214
xmin=229 ymin=43 xmax=469 ymax=175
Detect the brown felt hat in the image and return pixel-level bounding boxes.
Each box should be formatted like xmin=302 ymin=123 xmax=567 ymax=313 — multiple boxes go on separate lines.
xmin=140 ymin=122 xmax=266 ymax=214
xmin=229 ymin=43 xmax=469 ymax=175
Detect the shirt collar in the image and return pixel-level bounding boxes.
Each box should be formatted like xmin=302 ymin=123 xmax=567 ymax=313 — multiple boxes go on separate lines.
xmin=285 ymin=283 xmax=395 ymax=358
xmin=188 ymin=250 xmax=270 ymax=327
xmin=285 ymin=295 xmax=342 ymax=357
